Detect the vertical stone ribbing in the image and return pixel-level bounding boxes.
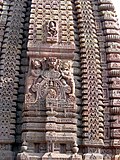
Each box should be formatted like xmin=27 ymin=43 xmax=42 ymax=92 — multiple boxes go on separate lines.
xmin=0 ymin=0 xmax=27 ymax=159
xmin=98 ymin=0 xmax=120 ymax=149
xmin=0 ymin=0 xmax=10 ymax=77
xmin=15 ymin=0 xmax=31 ymax=155
xmin=92 ymin=0 xmax=111 ymax=147
xmin=71 ymin=0 xmax=82 ymax=146
xmin=75 ymin=0 xmax=104 ymax=151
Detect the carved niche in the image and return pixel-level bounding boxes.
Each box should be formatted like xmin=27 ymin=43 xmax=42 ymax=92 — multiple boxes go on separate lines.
xmin=46 ymin=21 xmax=58 ymax=43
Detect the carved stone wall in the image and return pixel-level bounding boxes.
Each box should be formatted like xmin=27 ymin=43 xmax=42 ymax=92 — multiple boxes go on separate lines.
xmin=15 ymin=0 xmax=31 ymax=153
xmin=20 ymin=56 xmax=80 ymax=159
xmin=98 ymin=0 xmax=120 ymax=150
xmin=75 ymin=0 xmax=104 ymax=153
xmin=0 ymin=0 xmax=120 ymax=160
xmin=0 ymin=0 xmax=29 ymax=159
xmin=28 ymin=0 xmax=74 ymax=47
xmin=16 ymin=0 xmax=81 ymax=159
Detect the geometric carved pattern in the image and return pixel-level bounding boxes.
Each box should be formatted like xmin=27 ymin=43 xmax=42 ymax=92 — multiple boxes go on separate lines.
xmin=99 ymin=0 xmax=120 ymax=148
xmin=0 ymin=0 xmax=8 ymax=53
xmin=28 ymin=0 xmax=74 ymax=47
xmin=93 ymin=0 xmax=111 ymax=146
xmin=75 ymin=0 xmax=104 ymax=146
xmin=0 ymin=0 xmax=26 ymax=141
xmin=0 ymin=0 xmax=27 ymax=159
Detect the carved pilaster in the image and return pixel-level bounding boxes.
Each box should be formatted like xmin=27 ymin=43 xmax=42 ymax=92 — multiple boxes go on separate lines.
xmin=98 ymin=0 xmax=120 ymax=150
xmin=0 ymin=0 xmax=27 ymax=159
xmin=75 ymin=0 xmax=104 ymax=155
xmin=92 ymin=0 xmax=111 ymax=147
xmin=76 ymin=0 xmax=104 ymax=159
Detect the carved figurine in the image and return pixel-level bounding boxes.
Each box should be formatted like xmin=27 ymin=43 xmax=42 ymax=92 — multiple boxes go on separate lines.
xmin=61 ymin=61 xmax=75 ymax=95
xmin=25 ymin=59 xmax=44 ymax=103
xmin=47 ymin=21 xmax=57 ymax=38
xmin=46 ymin=57 xmax=59 ymax=70
xmin=31 ymin=59 xmax=42 ymax=77
xmin=30 ymin=59 xmax=43 ymax=92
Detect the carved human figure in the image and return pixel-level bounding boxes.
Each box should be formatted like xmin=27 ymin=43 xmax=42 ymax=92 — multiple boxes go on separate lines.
xmin=31 ymin=59 xmax=42 ymax=77
xmin=25 ymin=59 xmax=43 ymax=103
xmin=61 ymin=61 xmax=75 ymax=95
xmin=47 ymin=21 xmax=57 ymax=37
xmin=46 ymin=57 xmax=59 ymax=70
xmin=30 ymin=59 xmax=43 ymax=92
xmin=27 ymin=59 xmax=42 ymax=92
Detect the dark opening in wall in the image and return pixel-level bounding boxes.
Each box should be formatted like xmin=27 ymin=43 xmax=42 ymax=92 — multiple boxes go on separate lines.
xmin=60 ymin=144 xmax=66 ymax=153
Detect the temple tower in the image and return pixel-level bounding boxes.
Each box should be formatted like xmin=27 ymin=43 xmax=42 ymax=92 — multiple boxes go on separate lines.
xmin=0 ymin=0 xmax=120 ymax=160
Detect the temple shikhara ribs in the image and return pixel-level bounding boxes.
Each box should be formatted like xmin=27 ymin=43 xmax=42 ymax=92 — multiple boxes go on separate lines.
xmin=0 ymin=0 xmax=120 ymax=159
